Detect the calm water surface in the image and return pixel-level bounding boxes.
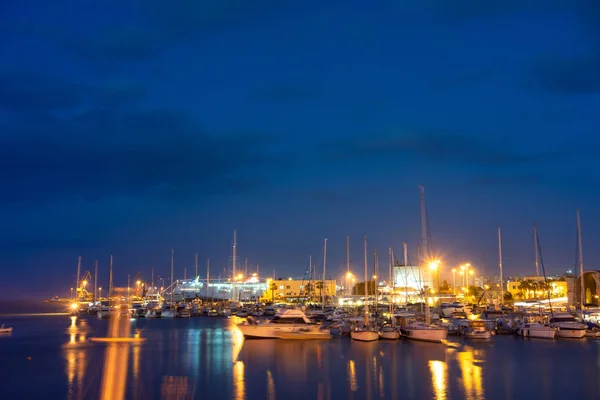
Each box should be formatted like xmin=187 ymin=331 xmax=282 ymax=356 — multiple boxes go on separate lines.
xmin=1 ymin=302 xmax=599 ymax=399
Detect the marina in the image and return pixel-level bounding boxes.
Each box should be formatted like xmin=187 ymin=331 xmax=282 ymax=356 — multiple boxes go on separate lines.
xmin=2 ymin=301 xmax=600 ymax=400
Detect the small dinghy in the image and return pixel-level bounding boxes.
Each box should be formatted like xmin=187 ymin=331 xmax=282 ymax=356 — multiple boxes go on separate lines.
xmin=0 ymin=324 xmax=13 ymax=334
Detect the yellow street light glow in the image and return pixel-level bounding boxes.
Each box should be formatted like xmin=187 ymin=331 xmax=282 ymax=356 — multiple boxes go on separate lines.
xmin=451 ymin=268 xmax=456 ymax=272
xmin=428 ymin=260 xmax=440 ymax=271
xmin=70 ymin=303 xmax=78 ymax=310
xmin=136 ymin=280 xmax=141 ymax=285
xmin=346 ymin=272 xmax=353 ymax=279
xmin=82 ymin=280 xmax=87 ymax=286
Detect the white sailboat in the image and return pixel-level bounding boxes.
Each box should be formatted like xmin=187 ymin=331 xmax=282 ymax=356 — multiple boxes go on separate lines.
xmin=161 ymin=248 xmax=178 ymax=319
xmin=380 ymin=247 xmax=400 ymax=340
xmin=351 ymin=235 xmax=379 ymax=342
xmin=517 ymin=224 xmax=557 ymax=339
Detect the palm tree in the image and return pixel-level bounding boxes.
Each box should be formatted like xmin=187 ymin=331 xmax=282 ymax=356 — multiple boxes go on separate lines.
xmin=316 ymin=281 xmax=324 ymax=302
xmin=304 ymin=283 xmax=313 ymax=300
xmin=518 ymin=280 xmax=533 ymax=299
xmin=269 ymin=282 xmax=277 ymax=302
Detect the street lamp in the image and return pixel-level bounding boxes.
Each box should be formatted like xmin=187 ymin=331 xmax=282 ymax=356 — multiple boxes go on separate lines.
xmin=429 ymin=260 xmax=440 ymax=294
xmin=465 ymin=263 xmax=471 ymax=286
xmin=469 ymin=269 xmax=474 ymax=287
xmin=451 ymin=268 xmax=456 ymax=295
xmin=98 ymin=287 xmax=102 ymax=299
xmin=346 ymin=272 xmax=353 ymax=297
xmin=70 ymin=287 xmax=73 ymax=300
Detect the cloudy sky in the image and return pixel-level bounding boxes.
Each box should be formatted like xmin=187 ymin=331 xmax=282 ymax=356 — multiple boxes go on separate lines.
xmin=1 ymin=1 xmax=599 ymax=298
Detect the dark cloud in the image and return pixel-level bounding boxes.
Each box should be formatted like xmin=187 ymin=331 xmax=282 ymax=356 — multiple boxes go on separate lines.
xmin=65 ymin=1 xmax=288 ymax=63
xmin=321 ymin=130 xmax=563 ymax=167
xmin=0 ymin=237 xmax=99 ymax=252
xmin=0 ymin=71 xmax=147 ymax=114
xmin=469 ymin=175 xmax=543 ymax=186
xmin=0 ymin=109 xmax=286 ymax=205
xmin=531 ymin=52 xmax=600 ymax=94
xmin=0 ymin=71 xmax=89 ymax=113
xmin=254 ymin=84 xmax=321 ymax=102
xmin=69 ymin=28 xmax=162 ymax=63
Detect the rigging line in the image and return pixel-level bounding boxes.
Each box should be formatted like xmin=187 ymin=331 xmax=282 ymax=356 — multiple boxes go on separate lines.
xmin=535 ymin=228 xmax=554 ymax=316
xmin=425 ymin=200 xmax=434 ymax=259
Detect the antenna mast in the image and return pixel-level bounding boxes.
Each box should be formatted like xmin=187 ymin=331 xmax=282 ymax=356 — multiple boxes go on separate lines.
xmin=498 ymin=226 xmax=504 ymax=307
xmin=232 ymin=229 xmax=237 ymax=301
xmin=322 ymin=238 xmax=327 ymax=310
xmin=577 ymin=209 xmax=584 ymax=310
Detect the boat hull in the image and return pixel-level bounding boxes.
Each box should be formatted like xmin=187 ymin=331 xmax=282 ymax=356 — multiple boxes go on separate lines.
xmin=403 ymin=329 xmax=447 ymax=343
xmin=351 ymin=330 xmax=379 ymax=342
xmin=276 ymin=331 xmax=331 ymax=340
xmin=379 ymin=331 xmax=401 ymax=340
xmin=238 ymin=324 xmax=316 ymax=339
xmin=556 ymin=328 xmax=586 ymax=338
xmin=465 ymin=331 xmax=492 ymax=340
xmin=161 ymin=310 xmax=177 ymax=319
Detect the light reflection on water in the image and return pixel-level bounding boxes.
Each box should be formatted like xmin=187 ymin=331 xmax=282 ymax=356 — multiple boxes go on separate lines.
xmin=2 ymin=315 xmax=600 ymax=399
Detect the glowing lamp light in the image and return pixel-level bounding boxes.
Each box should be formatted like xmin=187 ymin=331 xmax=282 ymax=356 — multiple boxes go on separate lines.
xmin=428 ymin=260 xmax=440 ymax=271
xmin=70 ymin=303 xmax=78 ymax=310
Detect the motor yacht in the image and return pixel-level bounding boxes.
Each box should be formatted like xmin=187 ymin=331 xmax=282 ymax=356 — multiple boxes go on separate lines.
xmin=236 ymin=309 xmax=317 ymax=339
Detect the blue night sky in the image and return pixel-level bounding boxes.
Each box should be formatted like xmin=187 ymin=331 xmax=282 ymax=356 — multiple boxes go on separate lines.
xmin=1 ymin=1 xmax=599 ymax=299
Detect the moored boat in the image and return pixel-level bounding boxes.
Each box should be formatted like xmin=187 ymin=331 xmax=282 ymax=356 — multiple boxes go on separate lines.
xmin=379 ymin=325 xmax=400 ymax=340
xmin=237 ymin=309 xmax=317 ymax=339
xmin=550 ymin=314 xmax=587 ymax=339
xmin=401 ymin=322 xmax=448 ymax=343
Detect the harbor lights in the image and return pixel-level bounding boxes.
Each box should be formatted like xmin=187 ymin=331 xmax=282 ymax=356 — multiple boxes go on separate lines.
xmin=98 ymin=287 xmax=102 ymax=299
xmin=346 ymin=272 xmax=354 ymax=297
xmin=452 ymin=268 xmax=456 ymax=295
xmin=429 ymin=260 xmax=440 ymax=294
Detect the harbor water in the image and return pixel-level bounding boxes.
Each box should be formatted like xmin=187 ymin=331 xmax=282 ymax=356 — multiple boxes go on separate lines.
xmin=1 ymin=302 xmax=599 ymax=399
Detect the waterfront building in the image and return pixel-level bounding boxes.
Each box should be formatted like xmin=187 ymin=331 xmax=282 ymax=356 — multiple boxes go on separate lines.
xmin=569 ymin=270 xmax=600 ymax=306
xmin=166 ymin=275 xmax=267 ymax=302
xmin=262 ymin=278 xmax=337 ymax=302
xmin=505 ymin=276 xmax=567 ymax=300
xmin=392 ymin=264 xmax=431 ymax=293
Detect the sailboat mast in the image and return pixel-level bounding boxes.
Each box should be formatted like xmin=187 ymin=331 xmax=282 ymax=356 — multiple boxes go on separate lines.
xmin=346 ymin=236 xmax=350 ymax=272
xmin=498 ymin=225 xmax=504 ymax=307
xmin=94 ymin=260 xmax=98 ymax=302
xmin=388 ymin=247 xmax=392 ymax=315
xmin=76 ymin=256 xmax=81 ymax=301
xmin=374 ymin=248 xmax=378 ymax=310
xmin=533 ymin=223 xmax=541 ymax=295
xmin=403 ymin=241 xmax=408 ymax=304
xmin=577 ymin=209 xmax=584 ymax=310
xmin=346 ymin=235 xmax=350 ymax=297
xmin=207 ymin=258 xmax=210 ymax=299
xmin=533 ymin=223 xmax=540 ymax=278
xmin=322 ymin=238 xmax=327 ymax=310
xmin=108 ymin=254 xmax=113 ymax=299
xmin=195 ymin=253 xmax=198 ymax=278
xmin=364 ymin=235 xmax=369 ymax=325
xmin=232 ymin=229 xmax=237 ymax=301
xmin=309 ymin=255 xmax=312 ymax=301
xmin=418 ymin=185 xmax=429 ymax=261
xmin=170 ymin=248 xmax=174 ymax=303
